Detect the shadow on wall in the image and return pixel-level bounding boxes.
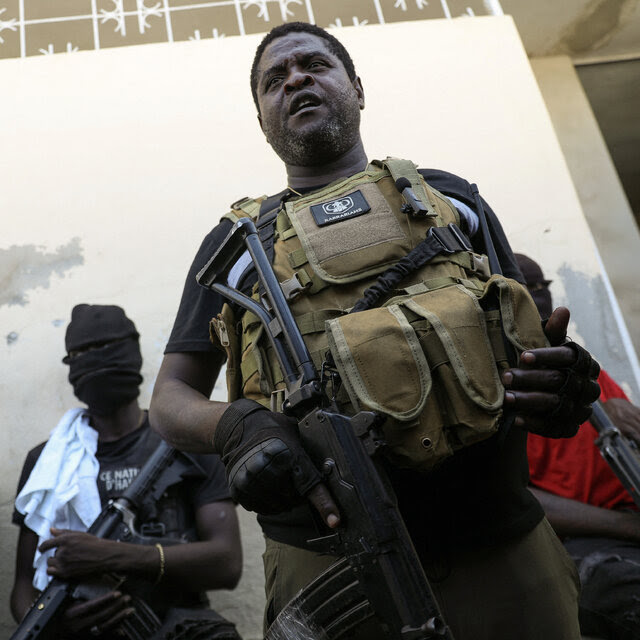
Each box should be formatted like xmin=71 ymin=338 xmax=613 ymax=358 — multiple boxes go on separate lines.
xmin=558 ymin=263 xmax=638 ymax=400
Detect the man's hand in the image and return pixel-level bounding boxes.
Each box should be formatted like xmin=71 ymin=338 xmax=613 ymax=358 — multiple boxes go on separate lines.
xmin=214 ymin=399 xmax=340 ymax=527
xmin=603 ymin=397 xmax=640 ymax=445
xmin=61 ymin=590 xmax=134 ymax=637
xmin=502 ymin=307 xmax=600 ymax=437
xmin=38 ymin=529 xmax=135 ymax=637
xmin=40 ymin=528 xmax=117 ymax=580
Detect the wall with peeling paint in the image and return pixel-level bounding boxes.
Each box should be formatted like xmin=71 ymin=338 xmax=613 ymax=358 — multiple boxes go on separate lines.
xmin=0 ymin=16 xmax=637 ymax=638
xmin=502 ymin=0 xmax=640 ymax=61
xmin=531 ymin=55 xmax=640 ymax=396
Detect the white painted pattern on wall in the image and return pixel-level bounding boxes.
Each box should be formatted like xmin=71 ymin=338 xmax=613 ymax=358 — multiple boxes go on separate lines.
xmin=0 ymin=0 xmax=503 ymax=59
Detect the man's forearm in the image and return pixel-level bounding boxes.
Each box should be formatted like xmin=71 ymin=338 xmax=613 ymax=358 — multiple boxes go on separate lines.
xmin=150 ymin=351 xmax=229 ymax=453
xmin=10 ymin=582 xmax=39 ymax=623
xmin=530 ymin=487 xmax=640 ymax=542
xmin=151 ymin=377 xmax=229 ymax=453
xmin=108 ymin=538 xmax=241 ymax=591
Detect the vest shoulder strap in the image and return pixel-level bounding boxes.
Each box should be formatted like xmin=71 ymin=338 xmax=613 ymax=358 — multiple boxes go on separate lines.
xmin=374 ymin=157 xmax=436 ymax=215
xmin=221 ymin=195 xmax=268 ymax=224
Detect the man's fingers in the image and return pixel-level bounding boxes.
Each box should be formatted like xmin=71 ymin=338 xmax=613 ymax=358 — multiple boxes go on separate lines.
xmin=503 ymin=369 xmax=566 ymax=392
xmin=39 ymin=528 xmax=74 ymax=552
xmin=503 ymin=368 xmax=599 ymax=405
xmin=504 ymin=390 xmax=560 ymax=414
xmin=543 ymin=306 xmax=570 ymax=346
xmin=603 ymin=398 xmax=640 ymax=444
xmin=64 ymin=591 xmax=126 ymax=618
xmin=63 ymin=591 xmax=132 ymax=632
xmin=64 ymin=593 xmax=134 ymax=635
xmin=39 ymin=538 xmax=57 ymax=553
xmin=307 ymin=483 xmax=341 ymax=529
xmin=518 ymin=346 xmax=577 ymax=370
xmin=95 ymin=605 xmax=136 ymax=633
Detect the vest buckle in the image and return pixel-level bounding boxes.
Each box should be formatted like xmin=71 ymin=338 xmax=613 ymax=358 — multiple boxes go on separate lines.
xmin=428 ymin=224 xmax=473 ymax=254
xmin=471 ymin=253 xmax=491 ymax=278
xmin=230 ymin=196 xmax=251 ymax=210
xmin=280 ymin=273 xmax=311 ymax=301
xmin=270 ymin=388 xmax=287 ymax=413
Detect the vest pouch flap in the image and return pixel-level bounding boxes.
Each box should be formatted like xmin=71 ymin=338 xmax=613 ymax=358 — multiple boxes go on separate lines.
xmin=481 ymin=276 xmax=550 ymax=352
xmin=325 ymin=305 xmax=431 ymax=421
xmin=286 ymin=178 xmax=411 ymax=284
xmin=402 ymin=285 xmax=504 ymax=412
xmin=326 ymin=284 xmax=504 ymax=474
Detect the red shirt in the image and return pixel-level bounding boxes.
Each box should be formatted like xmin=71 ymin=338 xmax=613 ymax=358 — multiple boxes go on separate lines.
xmin=527 ymin=369 xmax=634 ymax=510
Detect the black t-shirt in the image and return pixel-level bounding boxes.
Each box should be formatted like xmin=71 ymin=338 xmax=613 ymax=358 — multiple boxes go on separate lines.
xmin=14 ymin=415 xmax=231 ymax=614
xmin=164 ymin=168 xmax=543 ymax=556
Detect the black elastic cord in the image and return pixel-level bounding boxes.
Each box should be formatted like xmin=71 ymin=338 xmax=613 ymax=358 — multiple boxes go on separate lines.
xmin=350 ymin=227 xmax=469 ymax=314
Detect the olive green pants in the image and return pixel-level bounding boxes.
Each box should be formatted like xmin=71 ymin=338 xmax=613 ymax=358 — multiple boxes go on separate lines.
xmin=262 ymin=518 xmax=580 ymax=639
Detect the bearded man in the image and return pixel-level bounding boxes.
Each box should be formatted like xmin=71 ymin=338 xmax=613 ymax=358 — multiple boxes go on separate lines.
xmin=150 ymin=22 xmax=600 ymax=639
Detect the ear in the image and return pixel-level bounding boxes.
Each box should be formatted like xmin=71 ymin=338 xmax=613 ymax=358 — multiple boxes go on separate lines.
xmin=257 ymin=112 xmax=264 ymax=133
xmin=353 ymin=76 xmax=365 ymax=110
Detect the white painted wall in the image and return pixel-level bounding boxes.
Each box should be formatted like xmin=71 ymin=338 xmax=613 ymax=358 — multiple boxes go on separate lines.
xmin=531 ymin=55 xmax=640 ymax=396
xmin=1 ymin=16 xmax=635 ymax=638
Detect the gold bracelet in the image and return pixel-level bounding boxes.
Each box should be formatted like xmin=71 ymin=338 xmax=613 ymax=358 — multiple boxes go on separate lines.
xmin=154 ymin=543 xmax=165 ymax=585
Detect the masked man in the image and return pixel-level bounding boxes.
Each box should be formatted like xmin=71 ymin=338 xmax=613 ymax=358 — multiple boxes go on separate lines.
xmin=11 ymin=304 xmax=242 ymax=639
xmin=150 ymin=23 xmax=600 ymax=639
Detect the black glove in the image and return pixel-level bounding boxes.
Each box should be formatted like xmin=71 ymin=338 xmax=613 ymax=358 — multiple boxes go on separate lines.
xmin=213 ymin=399 xmax=322 ymax=514
xmin=530 ymin=341 xmax=601 ymax=438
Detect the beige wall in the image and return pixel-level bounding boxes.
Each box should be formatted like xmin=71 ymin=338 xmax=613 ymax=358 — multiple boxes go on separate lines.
xmin=1 ymin=16 xmax=636 ymax=638
xmin=531 ymin=55 xmax=640 ymax=388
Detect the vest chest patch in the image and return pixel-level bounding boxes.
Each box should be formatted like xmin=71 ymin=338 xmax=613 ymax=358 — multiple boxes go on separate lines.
xmin=310 ymin=189 xmax=371 ymax=226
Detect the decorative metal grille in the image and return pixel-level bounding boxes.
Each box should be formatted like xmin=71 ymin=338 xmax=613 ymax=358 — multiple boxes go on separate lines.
xmin=0 ymin=0 xmax=503 ymax=59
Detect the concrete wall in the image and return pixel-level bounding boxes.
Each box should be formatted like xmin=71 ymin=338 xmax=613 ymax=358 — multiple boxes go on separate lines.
xmin=1 ymin=16 xmax=636 ymax=638
xmin=531 ymin=55 xmax=640 ymax=393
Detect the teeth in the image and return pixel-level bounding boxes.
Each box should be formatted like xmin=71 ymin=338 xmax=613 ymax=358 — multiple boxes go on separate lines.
xmin=293 ymin=98 xmax=316 ymax=113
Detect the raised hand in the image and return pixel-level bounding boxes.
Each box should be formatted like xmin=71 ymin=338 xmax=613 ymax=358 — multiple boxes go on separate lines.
xmin=502 ymin=307 xmax=600 ymax=437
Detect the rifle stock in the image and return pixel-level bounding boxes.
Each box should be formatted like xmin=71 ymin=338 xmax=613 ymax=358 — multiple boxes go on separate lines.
xmin=11 ymin=441 xmax=194 ymax=640
xmin=197 ymin=218 xmax=452 ymax=639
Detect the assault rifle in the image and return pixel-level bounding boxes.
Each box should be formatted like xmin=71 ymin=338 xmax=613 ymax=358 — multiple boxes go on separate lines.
xmin=197 ymin=217 xmax=452 ymax=640
xmin=11 ymin=440 xmax=195 ymax=640
xmin=591 ymin=400 xmax=640 ymax=509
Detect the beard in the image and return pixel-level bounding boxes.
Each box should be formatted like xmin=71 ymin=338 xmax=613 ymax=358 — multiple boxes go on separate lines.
xmin=262 ymin=85 xmax=362 ymax=167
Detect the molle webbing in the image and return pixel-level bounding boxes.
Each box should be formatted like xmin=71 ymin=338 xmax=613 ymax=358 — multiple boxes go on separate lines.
xmin=351 ymin=224 xmax=473 ymax=313
xmin=216 ymin=158 xmax=549 ymax=473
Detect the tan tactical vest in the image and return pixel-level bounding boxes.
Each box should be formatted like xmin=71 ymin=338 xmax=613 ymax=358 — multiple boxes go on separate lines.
xmin=210 ymin=158 xmax=548 ymax=473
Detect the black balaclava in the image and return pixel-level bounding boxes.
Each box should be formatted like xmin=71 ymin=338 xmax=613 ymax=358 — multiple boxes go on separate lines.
xmin=63 ymin=304 xmax=143 ymax=416
xmin=514 ymin=253 xmax=553 ymax=320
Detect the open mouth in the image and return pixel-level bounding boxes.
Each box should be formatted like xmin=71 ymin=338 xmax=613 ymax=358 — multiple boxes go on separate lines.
xmin=289 ymin=92 xmax=322 ymax=116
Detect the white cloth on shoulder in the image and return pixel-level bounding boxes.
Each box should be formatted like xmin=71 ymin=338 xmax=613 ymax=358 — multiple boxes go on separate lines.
xmin=15 ymin=407 xmax=101 ymax=591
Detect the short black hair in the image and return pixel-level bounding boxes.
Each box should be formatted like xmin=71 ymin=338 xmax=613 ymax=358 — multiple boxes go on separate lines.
xmin=250 ymin=22 xmax=356 ymax=112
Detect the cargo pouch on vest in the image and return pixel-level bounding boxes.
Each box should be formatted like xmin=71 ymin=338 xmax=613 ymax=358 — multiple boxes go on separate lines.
xmin=325 ymin=277 xmax=547 ymax=473
xmin=480 ymin=275 xmax=550 ymax=358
